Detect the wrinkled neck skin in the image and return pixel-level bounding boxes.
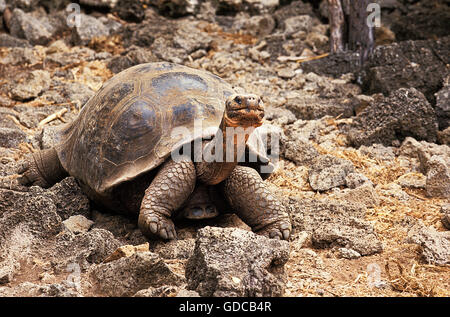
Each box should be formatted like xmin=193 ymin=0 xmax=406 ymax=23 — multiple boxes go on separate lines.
xmin=195 ymin=114 xmax=257 ymax=185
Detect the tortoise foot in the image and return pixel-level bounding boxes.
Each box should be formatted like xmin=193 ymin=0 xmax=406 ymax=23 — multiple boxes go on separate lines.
xmin=255 ymin=219 xmax=291 ymax=241
xmin=138 ymin=212 xmax=177 ymax=240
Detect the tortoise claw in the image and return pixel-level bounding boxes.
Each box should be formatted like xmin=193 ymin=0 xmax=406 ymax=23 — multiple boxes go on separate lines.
xmin=256 ymin=220 xmax=291 ymax=241
xmin=138 ymin=212 xmax=177 ymax=240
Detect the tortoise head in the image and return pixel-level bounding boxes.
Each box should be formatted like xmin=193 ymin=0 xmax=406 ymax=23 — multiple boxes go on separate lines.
xmin=224 ymin=94 xmax=264 ymax=128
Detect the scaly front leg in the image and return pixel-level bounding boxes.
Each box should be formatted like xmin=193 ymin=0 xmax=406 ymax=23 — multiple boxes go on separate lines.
xmin=138 ymin=158 xmax=196 ymax=240
xmin=223 ymin=166 xmax=291 ymax=240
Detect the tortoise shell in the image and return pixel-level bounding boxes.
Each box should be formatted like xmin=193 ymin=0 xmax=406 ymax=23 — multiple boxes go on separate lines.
xmin=54 ymin=62 xmax=247 ymax=194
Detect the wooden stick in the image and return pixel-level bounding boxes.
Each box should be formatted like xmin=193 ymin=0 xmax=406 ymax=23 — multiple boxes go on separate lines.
xmin=328 ymin=0 xmax=345 ymax=53
xmin=38 ymin=108 xmax=68 ymax=128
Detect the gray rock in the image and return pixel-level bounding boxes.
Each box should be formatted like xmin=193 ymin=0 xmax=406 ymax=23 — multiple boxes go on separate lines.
xmin=11 ymin=70 xmax=51 ymax=101
xmin=441 ymin=204 xmax=450 ymax=230
xmin=434 ymin=77 xmax=450 ymax=130
xmin=273 ymin=0 xmax=314 ymax=26
xmin=0 ymin=187 xmax=62 ymax=241
xmin=283 ymin=15 xmax=313 ymax=37
xmin=150 ymin=238 xmax=195 ymax=260
xmin=359 ymin=143 xmax=396 ymax=161
xmin=345 ymin=173 xmax=372 ymax=189
xmin=288 ymin=197 xmax=383 ymax=256
xmin=398 ymin=137 xmax=450 ymax=164
xmin=153 ymin=0 xmax=200 ymax=17
xmin=0 ymin=128 xmax=27 ymax=148
xmin=407 ymin=223 xmax=450 ymax=266
xmin=0 ymin=265 xmax=15 ymax=284
xmin=347 ymin=88 xmax=438 ymax=147
xmin=0 ymin=33 xmax=31 ymax=47
xmin=48 ymin=177 xmax=91 ymax=220
xmin=0 ymin=0 xmax=5 ymax=12
xmin=285 ymin=95 xmax=356 ymax=120
xmin=438 ymin=127 xmax=450 ymax=146
xmin=90 ymin=252 xmax=184 ymax=296
xmin=173 ymin=22 xmax=212 ymax=54
xmin=425 ymin=155 xmax=450 ymax=198
xmin=0 ymin=281 xmax=81 ymax=297
xmin=8 ymin=8 xmax=53 ymax=45
xmin=107 ymin=47 xmax=160 ymax=74
xmin=112 ymin=0 xmax=145 ymax=22
xmin=395 ymin=173 xmax=426 ymax=189
xmin=281 ymin=136 xmax=319 ymax=166
xmin=363 ymin=36 xmax=450 ymax=103
xmin=51 ymin=228 xmax=121 ymax=272
xmin=133 ymin=285 xmax=199 ymax=297
xmin=337 ymin=248 xmax=361 ymax=260
xmin=330 ymin=183 xmax=380 ymax=208
xmin=232 ymin=14 xmax=275 ymax=38
xmin=0 ymin=47 xmax=39 ymax=65
xmin=71 ymin=13 xmax=110 ymax=46
xmin=63 ymin=215 xmax=94 ymax=234
xmin=308 ymin=154 xmax=355 ymax=191
xmin=263 ymin=106 xmax=296 ymax=126
xmin=186 ymin=226 xmax=289 ymax=297
xmin=80 ymin=0 xmax=118 ymax=8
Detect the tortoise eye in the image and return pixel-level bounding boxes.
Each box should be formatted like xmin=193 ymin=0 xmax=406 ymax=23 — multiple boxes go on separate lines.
xmin=234 ymin=96 xmax=242 ymax=105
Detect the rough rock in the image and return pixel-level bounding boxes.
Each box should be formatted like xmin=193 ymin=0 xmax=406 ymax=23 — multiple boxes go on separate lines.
xmin=0 ymin=281 xmax=81 ymax=297
xmin=434 ymin=76 xmax=450 ymax=130
xmin=150 ymin=238 xmax=195 ymax=260
xmin=273 ymin=0 xmax=314 ymax=26
xmin=63 ymin=215 xmax=94 ymax=234
xmin=438 ymin=127 xmax=450 ymax=146
xmin=232 ymin=13 xmax=275 ymax=38
xmin=359 ymin=143 xmax=396 ymax=161
xmin=11 ymin=70 xmax=51 ymax=101
xmin=363 ymin=36 xmax=450 ymax=103
xmin=424 ymin=155 xmax=450 ymax=198
xmin=153 ymin=0 xmax=200 ymax=17
xmin=395 ymin=173 xmax=426 ymax=189
xmin=283 ymin=15 xmax=313 ymax=37
xmin=308 ymin=154 xmax=355 ymax=191
xmin=407 ymin=223 xmax=450 ymax=266
xmin=337 ymin=248 xmax=361 ymax=260
xmin=0 ymin=33 xmax=30 ymax=47
xmin=186 ymin=226 xmax=289 ymax=297
xmin=0 ymin=47 xmax=39 ymax=65
xmin=285 ymin=95 xmax=356 ymax=120
xmin=281 ymin=135 xmax=319 ymax=166
xmin=330 ymin=183 xmax=380 ymax=208
xmin=103 ymin=243 xmax=150 ymax=263
xmin=134 ymin=285 xmax=200 ymax=297
xmin=90 ymin=252 xmax=184 ymax=296
xmin=8 ymin=9 xmax=53 ymax=45
xmin=71 ymin=13 xmax=110 ymax=46
xmin=0 ymin=127 xmax=27 ymax=148
xmin=112 ymin=0 xmax=145 ymax=22
xmin=48 ymin=177 xmax=91 ymax=220
xmin=441 ymin=204 xmax=450 ymax=230
xmin=347 ymin=88 xmax=438 ymax=147
xmin=49 ymin=228 xmax=120 ymax=273
xmin=288 ymin=197 xmax=383 ymax=256
xmin=345 ymin=173 xmax=373 ymax=189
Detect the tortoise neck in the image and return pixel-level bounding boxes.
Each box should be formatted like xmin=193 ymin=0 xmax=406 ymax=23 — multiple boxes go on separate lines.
xmin=195 ymin=117 xmax=254 ymax=185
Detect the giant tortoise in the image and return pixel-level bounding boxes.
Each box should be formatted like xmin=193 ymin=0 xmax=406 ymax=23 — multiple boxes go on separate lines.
xmin=17 ymin=62 xmax=291 ymax=240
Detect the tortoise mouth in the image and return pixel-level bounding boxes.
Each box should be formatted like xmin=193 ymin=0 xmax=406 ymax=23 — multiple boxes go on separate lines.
xmin=226 ymin=107 xmax=264 ymax=128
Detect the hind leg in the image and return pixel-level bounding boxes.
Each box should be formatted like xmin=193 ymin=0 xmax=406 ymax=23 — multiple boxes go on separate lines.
xmin=17 ymin=148 xmax=67 ymax=188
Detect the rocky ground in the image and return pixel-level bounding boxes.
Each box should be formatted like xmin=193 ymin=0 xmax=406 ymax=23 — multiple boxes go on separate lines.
xmin=0 ymin=0 xmax=449 ymax=297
